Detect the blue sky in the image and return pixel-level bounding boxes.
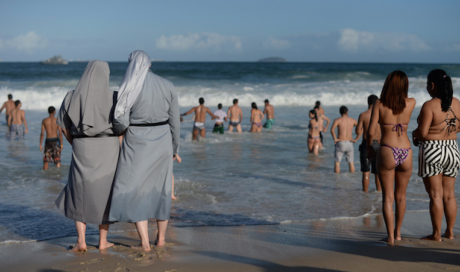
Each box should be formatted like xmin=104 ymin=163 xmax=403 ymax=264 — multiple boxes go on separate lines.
xmin=0 ymin=0 xmax=459 ymax=62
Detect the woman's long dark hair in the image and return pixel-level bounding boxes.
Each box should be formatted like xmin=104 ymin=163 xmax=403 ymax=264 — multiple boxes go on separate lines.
xmin=309 ymin=109 xmax=318 ymax=122
xmin=251 ymin=102 xmax=258 ymax=110
xmin=428 ymin=69 xmax=453 ymax=112
xmin=380 ymin=70 xmax=409 ymax=115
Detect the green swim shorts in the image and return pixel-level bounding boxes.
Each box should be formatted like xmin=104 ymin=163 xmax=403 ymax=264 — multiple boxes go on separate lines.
xmin=213 ymin=123 xmax=224 ymax=134
xmin=263 ymin=119 xmax=274 ymax=129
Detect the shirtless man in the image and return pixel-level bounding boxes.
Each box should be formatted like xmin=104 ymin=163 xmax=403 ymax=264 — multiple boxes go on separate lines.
xmin=356 ymin=95 xmax=382 ymax=192
xmin=330 ymin=106 xmax=360 ymax=173
xmin=40 ymin=106 xmax=63 ymax=170
xmin=227 ymin=99 xmax=243 ymax=133
xmin=315 ymin=105 xmax=330 ymax=146
xmin=8 ymin=100 xmax=28 ymax=140
xmin=0 ymin=94 xmax=15 ymax=127
xmin=263 ymin=99 xmax=275 ymax=129
xmin=181 ymin=97 xmax=217 ymax=141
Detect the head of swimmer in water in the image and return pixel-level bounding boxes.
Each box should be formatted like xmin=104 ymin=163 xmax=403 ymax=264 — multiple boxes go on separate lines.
xmin=309 ymin=109 xmax=318 ymax=122
xmin=48 ymin=106 xmax=56 ymax=115
xmin=265 ymin=99 xmax=269 ymax=105
xmin=380 ymin=70 xmax=408 ymax=115
xmin=315 ymin=101 xmax=321 ymax=108
xmin=7 ymin=94 xmax=12 ymax=100
xmin=427 ymin=69 xmax=453 ymax=112
xmin=339 ymin=106 xmax=348 ymax=116
xmin=367 ymin=95 xmax=378 ymax=109
xmin=251 ymin=102 xmax=258 ymax=110
xmin=218 ymin=103 xmax=222 ymax=109
xmin=14 ymin=100 xmax=21 ymax=108
xmin=199 ymin=97 xmax=204 ymax=105
xmin=233 ymin=99 xmax=238 ymax=105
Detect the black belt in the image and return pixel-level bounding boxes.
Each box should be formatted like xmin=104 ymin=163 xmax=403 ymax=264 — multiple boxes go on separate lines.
xmin=73 ymin=134 xmax=117 ymax=139
xmin=130 ymin=120 xmax=169 ymax=127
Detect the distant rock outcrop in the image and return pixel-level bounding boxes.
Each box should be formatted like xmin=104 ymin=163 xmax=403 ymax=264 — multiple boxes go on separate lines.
xmin=257 ymin=57 xmax=287 ymax=63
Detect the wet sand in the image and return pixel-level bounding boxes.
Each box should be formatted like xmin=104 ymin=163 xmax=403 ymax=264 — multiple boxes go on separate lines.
xmin=1 ymin=211 xmax=459 ymax=272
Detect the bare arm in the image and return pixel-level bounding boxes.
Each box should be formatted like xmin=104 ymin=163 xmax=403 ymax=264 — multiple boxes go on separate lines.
xmin=207 ymin=108 xmax=217 ymax=119
xmin=260 ymin=110 xmax=264 ymax=120
xmin=367 ymin=101 xmax=380 ymax=149
xmin=0 ymin=102 xmax=5 ymax=113
xmin=62 ymin=129 xmax=73 ymax=145
xmin=263 ymin=107 xmax=267 ymax=115
xmin=322 ymin=115 xmax=330 ymax=132
xmin=330 ymin=120 xmax=339 ymax=143
xmin=239 ymin=109 xmax=243 ymax=122
xmin=22 ymin=111 xmax=28 ymax=133
xmin=352 ymin=118 xmax=361 ymax=142
xmin=413 ymin=102 xmax=432 ymax=141
xmin=40 ymin=122 xmax=45 ymax=152
xmin=7 ymin=114 xmax=11 ymax=127
xmin=355 ymin=114 xmax=364 ymax=137
xmin=181 ymin=107 xmax=196 ymax=116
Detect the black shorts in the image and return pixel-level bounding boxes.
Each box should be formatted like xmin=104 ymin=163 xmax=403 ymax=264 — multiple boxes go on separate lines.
xmin=359 ymin=140 xmax=379 ymax=174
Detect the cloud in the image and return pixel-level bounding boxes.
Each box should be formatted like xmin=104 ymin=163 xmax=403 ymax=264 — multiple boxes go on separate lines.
xmin=155 ymin=32 xmax=242 ymax=51
xmin=337 ymin=28 xmax=430 ymax=53
xmin=0 ymin=31 xmax=48 ymax=53
xmin=263 ymin=37 xmax=291 ymax=50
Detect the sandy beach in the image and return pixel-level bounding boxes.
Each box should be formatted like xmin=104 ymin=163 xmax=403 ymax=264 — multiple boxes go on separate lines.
xmin=1 ymin=211 xmax=459 ymax=272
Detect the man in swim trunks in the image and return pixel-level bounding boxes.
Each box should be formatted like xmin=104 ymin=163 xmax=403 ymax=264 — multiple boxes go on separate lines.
xmin=227 ymin=98 xmax=243 ymax=133
xmin=181 ymin=97 xmax=217 ymax=141
xmin=8 ymin=100 xmax=28 ymax=140
xmin=263 ymin=99 xmax=275 ymax=129
xmin=331 ymin=106 xmax=360 ymax=173
xmin=356 ymin=95 xmax=382 ymax=192
xmin=40 ymin=106 xmax=63 ymax=170
xmin=213 ymin=103 xmax=227 ymax=134
xmin=0 ymin=94 xmax=15 ymax=128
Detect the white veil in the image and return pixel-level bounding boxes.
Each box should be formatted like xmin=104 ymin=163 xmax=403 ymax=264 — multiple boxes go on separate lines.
xmin=114 ymin=50 xmax=151 ymax=119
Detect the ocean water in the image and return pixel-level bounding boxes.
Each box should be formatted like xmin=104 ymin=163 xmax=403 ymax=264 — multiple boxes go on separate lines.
xmin=0 ymin=62 xmax=459 ymax=244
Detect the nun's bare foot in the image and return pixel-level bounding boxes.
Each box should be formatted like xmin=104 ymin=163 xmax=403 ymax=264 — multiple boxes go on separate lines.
xmin=99 ymin=241 xmax=114 ymax=250
xmin=131 ymin=244 xmax=151 ymax=252
xmin=69 ymin=242 xmax=87 ymax=252
xmin=443 ymin=230 xmax=454 ymax=239
xmin=421 ymin=234 xmax=442 ymax=241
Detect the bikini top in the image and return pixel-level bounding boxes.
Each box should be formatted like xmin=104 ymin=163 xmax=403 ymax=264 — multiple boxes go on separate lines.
xmin=381 ymin=123 xmax=408 ymax=136
xmin=308 ymin=123 xmax=318 ymax=130
xmin=441 ymin=106 xmax=457 ymax=135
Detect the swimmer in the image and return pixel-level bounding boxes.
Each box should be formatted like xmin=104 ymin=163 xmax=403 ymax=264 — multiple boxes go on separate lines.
xmin=8 ymin=100 xmax=28 ymax=140
xmin=0 ymin=94 xmax=15 ymax=128
xmin=307 ymin=109 xmax=321 ymax=155
xmin=40 ymin=106 xmax=63 ymax=170
xmin=263 ymin=99 xmax=275 ymax=129
xmin=330 ymin=106 xmax=360 ymax=173
xmin=356 ymin=95 xmax=382 ymax=193
xmin=227 ymin=99 xmax=243 ymax=133
xmin=314 ymin=103 xmax=330 ymax=147
xmin=181 ymin=97 xmax=217 ymax=141
xmin=250 ymin=102 xmax=264 ymax=133
xmin=213 ymin=103 xmax=228 ymax=134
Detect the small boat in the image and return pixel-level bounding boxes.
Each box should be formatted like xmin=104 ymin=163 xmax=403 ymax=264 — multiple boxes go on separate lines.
xmin=40 ymin=55 xmax=68 ymax=65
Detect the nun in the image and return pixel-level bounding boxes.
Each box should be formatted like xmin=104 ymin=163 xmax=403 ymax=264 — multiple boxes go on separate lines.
xmin=109 ymin=50 xmax=180 ymax=251
xmin=55 ymin=60 xmax=120 ymax=252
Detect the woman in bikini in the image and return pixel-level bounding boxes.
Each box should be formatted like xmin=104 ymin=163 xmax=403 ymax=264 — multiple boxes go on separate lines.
xmin=413 ymin=69 xmax=460 ymax=241
xmin=250 ymin=102 xmax=264 ymax=133
xmin=367 ymin=70 xmax=416 ymax=244
xmin=308 ymin=109 xmax=321 ymax=155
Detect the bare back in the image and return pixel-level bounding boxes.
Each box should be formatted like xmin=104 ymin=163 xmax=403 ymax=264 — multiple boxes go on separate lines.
xmin=374 ymin=98 xmax=416 ymax=149
xmin=263 ymin=104 xmax=274 ymax=119
xmin=43 ymin=116 xmax=59 ymax=138
xmin=228 ymin=105 xmax=242 ymax=122
xmin=194 ymin=105 xmax=212 ymax=123
xmin=251 ymin=109 xmax=263 ymax=123
xmin=335 ymin=115 xmax=357 ymax=141
xmin=2 ymin=100 xmax=15 ymax=115
xmin=358 ymin=108 xmax=381 ymax=141
xmin=417 ymin=97 xmax=460 ymax=141
xmin=10 ymin=108 xmax=25 ymax=125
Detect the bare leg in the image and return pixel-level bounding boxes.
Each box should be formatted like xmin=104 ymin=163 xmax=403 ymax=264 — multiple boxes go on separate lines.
xmin=378 ymin=148 xmax=396 ymax=244
xmin=70 ymin=221 xmax=87 ymax=252
xmin=422 ymin=174 xmax=443 ymax=241
xmin=307 ymin=138 xmax=314 ymax=153
xmin=313 ymin=141 xmax=320 ymax=156
xmin=192 ymin=128 xmax=199 ymax=141
xmin=334 ymin=162 xmax=340 ymax=174
xmin=394 ymin=150 xmax=412 ymax=241
xmin=132 ymin=220 xmax=151 ymax=251
xmin=200 ymin=128 xmax=206 ymax=139
xmin=228 ymin=125 xmax=234 ymax=132
xmin=362 ymin=172 xmax=370 ymax=193
xmin=172 ymin=174 xmax=177 ymax=200
xmin=156 ymin=220 xmax=168 ymax=246
xmin=442 ymin=176 xmax=456 ymax=239
xmin=43 ymin=162 xmax=49 ymax=171
xmin=250 ymin=124 xmax=256 ymax=132
xmin=375 ymin=174 xmax=382 ymax=192
xmin=56 ymin=161 xmax=61 ymax=168
xmin=236 ymin=124 xmax=242 ymax=133
xmin=349 ymin=162 xmax=355 ymax=173
xmin=98 ymin=224 xmax=114 ymax=249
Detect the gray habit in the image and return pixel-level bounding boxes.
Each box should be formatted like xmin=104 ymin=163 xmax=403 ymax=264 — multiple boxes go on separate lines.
xmin=109 ymin=71 xmax=180 ymax=222
xmin=55 ymin=61 xmax=120 ymax=225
